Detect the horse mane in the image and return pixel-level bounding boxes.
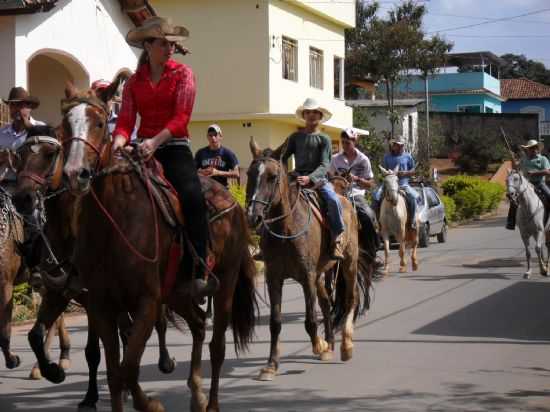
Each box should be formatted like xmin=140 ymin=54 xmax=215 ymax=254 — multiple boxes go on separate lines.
xmin=27 ymin=124 xmax=57 ymax=139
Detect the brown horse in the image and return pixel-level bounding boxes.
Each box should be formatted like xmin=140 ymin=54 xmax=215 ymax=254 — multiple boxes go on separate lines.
xmin=0 ymin=148 xmax=25 ymax=370
xmin=59 ymin=82 xmax=257 ymax=412
xmin=246 ymin=138 xmax=369 ymax=382
xmin=12 ymin=128 xmax=175 ymax=411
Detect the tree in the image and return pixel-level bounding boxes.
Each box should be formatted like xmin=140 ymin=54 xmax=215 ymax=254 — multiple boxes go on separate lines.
xmin=346 ymin=1 xmax=452 ymax=141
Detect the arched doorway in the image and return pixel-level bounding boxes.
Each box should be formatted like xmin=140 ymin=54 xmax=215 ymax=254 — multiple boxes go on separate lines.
xmin=27 ymin=50 xmax=90 ymax=125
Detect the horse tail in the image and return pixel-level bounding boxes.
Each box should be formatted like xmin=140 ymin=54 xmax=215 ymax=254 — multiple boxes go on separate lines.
xmin=332 ymin=254 xmax=372 ymax=329
xmin=231 ymin=207 xmax=259 ymax=355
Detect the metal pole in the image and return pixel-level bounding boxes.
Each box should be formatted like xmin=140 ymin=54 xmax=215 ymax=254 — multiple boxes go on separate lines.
xmin=425 ymin=76 xmax=430 ymax=169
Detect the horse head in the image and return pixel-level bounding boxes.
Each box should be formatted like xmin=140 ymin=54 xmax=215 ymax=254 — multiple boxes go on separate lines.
xmin=506 ymin=168 xmax=526 ymax=207
xmin=328 ymin=169 xmax=352 ymax=197
xmin=62 ymin=70 xmax=130 ymax=196
xmin=0 ymin=148 xmax=17 ymax=182
xmin=379 ymin=164 xmax=400 ymax=206
xmin=12 ymin=125 xmax=63 ymax=216
xmin=245 ymin=137 xmax=285 ymax=228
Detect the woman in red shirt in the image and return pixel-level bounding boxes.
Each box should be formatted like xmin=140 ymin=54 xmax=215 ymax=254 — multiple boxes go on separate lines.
xmin=113 ymin=17 xmax=216 ymax=299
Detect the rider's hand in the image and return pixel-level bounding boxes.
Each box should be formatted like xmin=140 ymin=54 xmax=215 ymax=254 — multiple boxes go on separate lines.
xmin=297 ymin=175 xmax=311 ymax=186
xmin=112 ymin=135 xmax=127 ymax=153
xmin=351 ymin=175 xmax=360 ymax=182
xmin=138 ymin=138 xmax=159 ymax=161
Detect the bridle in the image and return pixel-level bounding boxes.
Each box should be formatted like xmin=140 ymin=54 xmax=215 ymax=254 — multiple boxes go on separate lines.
xmin=247 ymin=157 xmax=312 ymax=240
xmin=382 ymin=173 xmax=400 ymax=206
xmin=17 ymin=136 xmax=64 ymax=191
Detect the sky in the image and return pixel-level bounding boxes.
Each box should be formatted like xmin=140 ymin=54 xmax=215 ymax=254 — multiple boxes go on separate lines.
xmin=375 ymin=0 xmax=550 ymax=66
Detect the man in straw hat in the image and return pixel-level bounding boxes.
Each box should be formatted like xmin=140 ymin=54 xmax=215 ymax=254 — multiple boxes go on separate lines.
xmin=0 ymin=87 xmax=45 ymax=150
xmin=278 ymin=97 xmax=346 ymax=260
xmin=112 ymin=16 xmax=217 ymax=299
xmin=372 ymin=136 xmax=419 ymax=229
xmin=506 ymin=139 xmax=550 ymax=230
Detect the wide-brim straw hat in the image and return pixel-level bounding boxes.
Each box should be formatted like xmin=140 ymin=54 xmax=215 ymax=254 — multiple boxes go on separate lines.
xmin=126 ymin=17 xmax=189 ymax=49
xmin=521 ymin=139 xmax=542 ymax=150
xmin=2 ymin=87 xmax=40 ymax=109
xmin=295 ymin=98 xmax=332 ymax=123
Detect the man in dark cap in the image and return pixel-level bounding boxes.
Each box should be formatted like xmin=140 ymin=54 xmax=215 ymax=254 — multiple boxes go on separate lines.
xmin=0 ymin=87 xmax=45 ymax=150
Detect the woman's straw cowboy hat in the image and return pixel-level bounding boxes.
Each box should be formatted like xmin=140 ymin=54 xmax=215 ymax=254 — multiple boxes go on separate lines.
xmin=521 ymin=139 xmax=542 ymax=150
xmin=2 ymin=87 xmax=40 ymax=109
xmin=295 ymin=98 xmax=332 ymax=123
xmin=126 ymin=17 xmax=189 ymax=49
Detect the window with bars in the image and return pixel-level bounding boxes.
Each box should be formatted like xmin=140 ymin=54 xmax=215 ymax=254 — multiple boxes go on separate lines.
xmin=334 ymin=56 xmax=343 ymax=99
xmin=282 ymin=36 xmax=298 ymax=82
xmin=310 ymin=47 xmax=323 ymax=89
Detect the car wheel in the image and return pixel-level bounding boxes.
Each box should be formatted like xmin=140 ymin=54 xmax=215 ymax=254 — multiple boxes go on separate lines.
xmin=418 ymin=223 xmax=429 ymax=248
xmin=437 ymin=221 xmax=448 ymax=243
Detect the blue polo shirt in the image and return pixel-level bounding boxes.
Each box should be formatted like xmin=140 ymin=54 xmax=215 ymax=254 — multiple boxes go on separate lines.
xmin=382 ymin=153 xmax=415 ymax=185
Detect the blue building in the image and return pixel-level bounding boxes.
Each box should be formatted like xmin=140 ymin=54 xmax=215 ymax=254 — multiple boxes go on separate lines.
xmin=396 ymin=52 xmax=505 ymax=113
xmin=501 ymin=78 xmax=550 ymax=140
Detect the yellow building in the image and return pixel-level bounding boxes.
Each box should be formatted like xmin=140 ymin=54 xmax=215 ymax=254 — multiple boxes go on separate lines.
xmin=150 ymin=0 xmax=365 ymax=169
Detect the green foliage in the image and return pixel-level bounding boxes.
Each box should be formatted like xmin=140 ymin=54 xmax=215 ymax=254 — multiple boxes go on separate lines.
xmin=442 ymin=176 xmax=505 ymax=220
xmin=454 ymin=132 xmax=507 ymax=173
xmin=13 ymin=282 xmax=32 ymax=306
xmin=229 ymin=183 xmax=246 ymax=208
xmin=441 ymin=195 xmax=456 ymax=222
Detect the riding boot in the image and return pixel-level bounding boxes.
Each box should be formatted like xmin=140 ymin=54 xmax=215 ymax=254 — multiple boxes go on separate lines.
xmin=190 ymin=254 xmax=219 ymax=301
xmin=506 ymin=203 xmax=517 ymax=230
xmin=330 ymin=233 xmax=345 ymax=261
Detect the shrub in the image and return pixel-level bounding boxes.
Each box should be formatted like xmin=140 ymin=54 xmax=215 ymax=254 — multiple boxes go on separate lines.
xmin=442 ymin=176 xmax=505 ymax=220
xmin=441 ymin=195 xmax=456 ymax=222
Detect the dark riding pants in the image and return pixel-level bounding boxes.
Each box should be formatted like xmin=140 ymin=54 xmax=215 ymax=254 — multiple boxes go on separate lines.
xmin=353 ymin=195 xmax=380 ymax=257
xmin=155 ymin=143 xmax=210 ymax=278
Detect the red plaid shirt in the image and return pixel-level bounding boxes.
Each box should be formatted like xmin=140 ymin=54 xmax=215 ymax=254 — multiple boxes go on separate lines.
xmin=113 ymin=59 xmax=196 ymax=142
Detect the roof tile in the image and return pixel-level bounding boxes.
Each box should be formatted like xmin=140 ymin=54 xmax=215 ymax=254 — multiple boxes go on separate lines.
xmin=501 ymin=78 xmax=550 ymax=100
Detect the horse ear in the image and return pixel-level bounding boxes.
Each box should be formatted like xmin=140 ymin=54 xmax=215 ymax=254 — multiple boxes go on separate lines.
xmin=97 ymin=69 xmax=132 ymax=104
xmin=249 ymin=136 xmax=261 ymax=159
xmin=65 ymin=81 xmax=77 ymax=99
xmin=379 ymin=165 xmax=389 ymax=175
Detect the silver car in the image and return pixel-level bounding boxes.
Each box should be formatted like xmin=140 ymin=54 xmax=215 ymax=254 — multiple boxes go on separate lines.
xmin=412 ymin=183 xmax=448 ymax=248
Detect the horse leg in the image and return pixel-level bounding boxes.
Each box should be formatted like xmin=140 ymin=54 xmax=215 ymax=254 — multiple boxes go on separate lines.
xmin=28 ymin=291 xmax=70 ymax=383
xmin=398 ymin=233 xmax=407 ymax=273
xmin=0 ymin=280 xmax=19 ymax=369
xmin=523 ymin=237 xmax=532 ymax=279
xmin=90 ymin=302 xmax=123 ymax=412
xmin=77 ymin=316 xmax=101 ymax=412
xmin=29 ymin=317 xmax=57 ymax=380
xmin=316 ymin=273 xmax=334 ymax=361
xmin=123 ymin=298 xmax=164 ymax=412
xmin=535 ymin=232 xmax=548 ymax=277
xmin=258 ymin=274 xmax=283 ymax=381
xmin=57 ymin=314 xmax=72 ymax=370
xmin=302 ymin=274 xmax=326 ymax=357
xmin=340 ymin=259 xmax=358 ymax=362
xmin=382 ymin=235 xmax=390 ymax=275
xmin=410 ymin=229 xmax=419 ymax=272
xmin=156 ymin=305 xmax=176 ymax=374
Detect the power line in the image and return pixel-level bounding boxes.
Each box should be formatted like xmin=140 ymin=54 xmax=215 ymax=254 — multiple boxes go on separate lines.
xmin=426 ymin=12 xmax=550 ymax=26
xmin=428 ymin=7 xmax=550 ymax=34
xmin=445 ymin=34 xmax=550 ymax=39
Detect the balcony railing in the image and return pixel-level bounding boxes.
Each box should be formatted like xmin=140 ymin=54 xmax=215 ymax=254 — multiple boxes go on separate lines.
xmin=540 ymin=121 xmax=550 ymax=137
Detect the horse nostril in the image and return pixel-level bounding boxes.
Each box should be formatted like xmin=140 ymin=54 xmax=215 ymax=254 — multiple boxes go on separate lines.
xmin=77 ymin=168 xmax=91 ymax=182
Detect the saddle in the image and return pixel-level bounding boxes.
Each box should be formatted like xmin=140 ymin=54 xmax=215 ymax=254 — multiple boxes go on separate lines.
xmin=397 ymin=188 xmax=415 ymax=229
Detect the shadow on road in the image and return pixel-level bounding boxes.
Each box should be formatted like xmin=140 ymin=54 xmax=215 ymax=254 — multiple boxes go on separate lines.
xmin=413 ymin=281 xmax=550 ymax=341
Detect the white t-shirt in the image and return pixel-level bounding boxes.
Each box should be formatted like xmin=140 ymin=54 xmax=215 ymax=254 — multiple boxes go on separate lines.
xmin=329 ymin=148 xmax=373 ymax=197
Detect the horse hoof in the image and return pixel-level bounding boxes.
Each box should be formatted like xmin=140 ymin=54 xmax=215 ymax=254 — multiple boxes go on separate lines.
xmin=341 ymin=346 xmax=353 ymax=362
xmin=542 ymin=271 xmax=549 ymax=278
xmin=77 ymin=402 xmax=97 ymax=412
xmin=412 ymin=263 xmax=419 ymax=271
xmin=43 ymin=362 xmax=66 ymax=384
xmin=524 ymin=273 xmax=531 ymax=279
xmin=399 ymin=267 xmax=407 ymax=273
xmin=313 ymin=338 xmax=329 ymax=355
xmin=319 ymin=351 xmax=334 ymax=361
xmin=158 ymin=356 xmax=176 ymax=374
xmin=258 ymin=367 xmax=276 ymax=381
xmin=6 ymin=354 xmax=21 ymax=369
xmin=146 ymin=398 xmax=165 ymax=412
xmin=29 ymin=366 xmax=42 ymax=380
xmin=59 ymin=358 xmax=71 ymax=371
xmin=190 ymin=393 xmax=208 ymax=412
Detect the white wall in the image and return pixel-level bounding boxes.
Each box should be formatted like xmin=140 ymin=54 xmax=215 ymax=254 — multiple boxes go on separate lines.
xmin=14 ymin=0 xmax=138 ymax=88
xmin=268 ymin=0 xmax=352 ymax=127
xmin=0 ymin=17 xmax=16 ymax=98
xmin=292 ymin=0 xmax=355 ymax=28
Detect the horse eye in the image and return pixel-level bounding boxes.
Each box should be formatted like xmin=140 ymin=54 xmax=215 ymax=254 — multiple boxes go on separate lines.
xmin=97 ymin=122 xmax=104 ymax=129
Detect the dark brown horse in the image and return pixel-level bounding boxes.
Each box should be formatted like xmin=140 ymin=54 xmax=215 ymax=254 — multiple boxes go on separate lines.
xmin=246 ymin=138 xmax=370 ymax=382
xmin=0 ymin=148 xmax=26 ymax=370
xmin=58 ymin=82 xmax=257 ymax=412
xmin=12 ymin=129 xmax=175 ymax=411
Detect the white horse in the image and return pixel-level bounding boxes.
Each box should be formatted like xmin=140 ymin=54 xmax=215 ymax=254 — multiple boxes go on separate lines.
xmin=379 ymin=165 xmax=419 ymax=274
xmin=506 ymin=169 xmax=548 ymax=279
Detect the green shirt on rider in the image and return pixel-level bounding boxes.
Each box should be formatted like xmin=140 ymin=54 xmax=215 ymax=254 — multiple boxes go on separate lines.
xmin=521 ymin=154 xmax=550 ymax=184
xmin=281 ymin=131 xmax=332 ymax=185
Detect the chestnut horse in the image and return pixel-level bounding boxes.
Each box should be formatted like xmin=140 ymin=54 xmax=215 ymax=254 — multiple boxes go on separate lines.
xmin=12 ymin=127 xmax=178 ymax=411
xmin=59 ymin=83 xmax=257 ymax=412
xmin=246 ymin=139 xmax=370 ymax=382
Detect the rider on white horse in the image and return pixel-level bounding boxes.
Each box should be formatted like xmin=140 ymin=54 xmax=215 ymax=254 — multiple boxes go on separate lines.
xmin=372 ymin=136 xmax=419 ymax=229
xmin=506 ymin=139 xmax=550 ymax=230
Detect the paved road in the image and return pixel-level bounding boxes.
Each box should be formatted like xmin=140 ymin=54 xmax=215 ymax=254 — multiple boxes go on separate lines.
xmin=2 ymin=211 xmax=550 ymax=411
